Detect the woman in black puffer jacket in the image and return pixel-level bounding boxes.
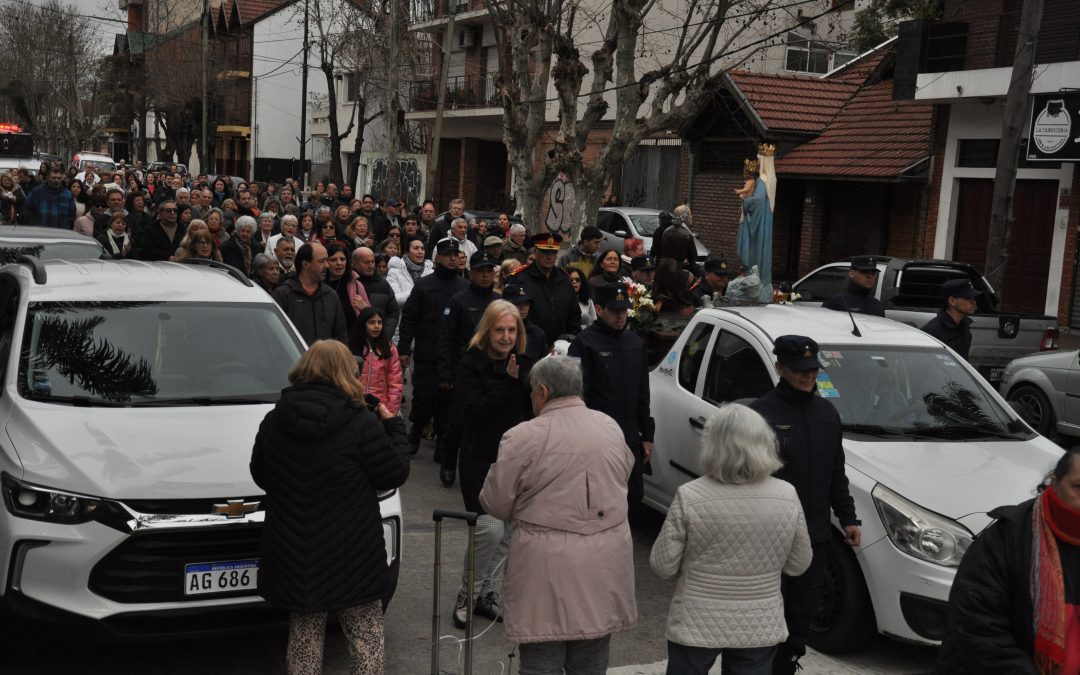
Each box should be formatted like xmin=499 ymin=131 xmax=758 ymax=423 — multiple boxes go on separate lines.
xmin=251 ymin=339 xmax=410 ymax=674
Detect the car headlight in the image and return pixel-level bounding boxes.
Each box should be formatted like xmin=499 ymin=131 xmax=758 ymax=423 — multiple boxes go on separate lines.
xmin=2 ymin=473 xmax=106 ymax=524
xmin=872 ymin=483 xmax=972 ymax=567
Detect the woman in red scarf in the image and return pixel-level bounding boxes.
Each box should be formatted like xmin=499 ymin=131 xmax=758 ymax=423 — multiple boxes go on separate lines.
xmin=938 ymin=447 xmax=1080 ymax=674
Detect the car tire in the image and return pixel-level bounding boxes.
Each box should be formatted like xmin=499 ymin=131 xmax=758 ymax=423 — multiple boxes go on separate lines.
xmin=809 ymin=534 xmax=876 ymax=654
xmin=1007 ymin=384 xmax=1055 ymax=437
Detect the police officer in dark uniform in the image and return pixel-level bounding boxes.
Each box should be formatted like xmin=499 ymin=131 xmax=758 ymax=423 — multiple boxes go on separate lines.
xmin=502 ymin=283 xmax=549 ymax=363
xmin=749 ymin=336 xmax=861 ymax=675
xmin=514 ymin=232 xmax=581 ymax=347
xmin=398 ymin=239 xmax=469 ymax=456
xmin=436 ymin=251 xmax=500 ymax=485
xmin=920 ymin=278 xmax=980 ymax=360
xmin=691 ymin=256 xmax=734 ymax=304
xmin=569 ymin=282 xmax=654 ymax=512
xmin=822 ymin=256 xmax=885 ymax=317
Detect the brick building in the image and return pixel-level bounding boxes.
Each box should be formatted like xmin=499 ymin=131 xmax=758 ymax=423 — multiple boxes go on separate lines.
xmin=677 ymin=40 xmax=935 ymax=283
xmin=895 ymin=0 xmax=1080 ymax=321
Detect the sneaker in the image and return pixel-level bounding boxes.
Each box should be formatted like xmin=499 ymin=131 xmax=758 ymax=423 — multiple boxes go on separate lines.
xmin=440 ymin=466 xmax=456 ymax=487
xmin=452 ymin=591 xmax=470 ymax=629
xmin=771 ymin=648 xmax=802 ymax=675
xmin=474 ymin=591 xmax=502 ymax=622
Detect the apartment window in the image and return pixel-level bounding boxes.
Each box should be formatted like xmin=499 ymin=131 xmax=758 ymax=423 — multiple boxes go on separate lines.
xmin=343 ymin=73 xmax=360 ymax=102
xmin=784 ymin=30 xmax=856 ymax=74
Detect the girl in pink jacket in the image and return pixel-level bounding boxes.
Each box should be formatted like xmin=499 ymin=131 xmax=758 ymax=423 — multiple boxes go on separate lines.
xmin=350 ymin=307 xmax=403 ymax=415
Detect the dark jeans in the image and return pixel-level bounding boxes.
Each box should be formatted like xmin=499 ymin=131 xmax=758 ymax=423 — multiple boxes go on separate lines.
xmin=780 ymin=541 xmax=829 ymax=656
xmin=666 ymin=641 xmax=776 ymax=675
xmin=517 ymin=635 xmax=611 ymax=675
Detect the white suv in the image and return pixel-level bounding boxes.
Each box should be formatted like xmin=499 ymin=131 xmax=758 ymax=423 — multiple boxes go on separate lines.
xmin=0 ymin=258 xmax=403 ymax=644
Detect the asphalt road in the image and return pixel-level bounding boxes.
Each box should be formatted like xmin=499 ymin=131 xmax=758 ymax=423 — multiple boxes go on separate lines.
xmin=1 ymin=439 xmax=939 ymax=675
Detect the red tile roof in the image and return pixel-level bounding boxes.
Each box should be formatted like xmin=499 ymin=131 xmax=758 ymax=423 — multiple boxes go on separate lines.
xmin=234 ymin=0 xmax=286 ymax=25
xmin=727 ymin=72 xmax=858 ymax=134
xmin=775 ymin=79 xmax=934 ymax=179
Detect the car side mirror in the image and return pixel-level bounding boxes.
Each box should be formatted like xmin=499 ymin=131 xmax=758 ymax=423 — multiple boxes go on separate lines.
xmin=613 ymin=229 xmax=628 ymax=239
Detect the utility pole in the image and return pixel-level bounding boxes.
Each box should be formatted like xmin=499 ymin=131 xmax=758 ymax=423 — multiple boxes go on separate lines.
xmin=386 ymin=0 xmax=400 ymax=200
xmin=201 ymin=0 xmax=209 ymax=173
xmin=985 ymin=0 xmax=1044 ymax=302
xmin=424 ymin=8 xmax=455 ymax=201
xmin=299 ymin=0 xmax=311 ymax=190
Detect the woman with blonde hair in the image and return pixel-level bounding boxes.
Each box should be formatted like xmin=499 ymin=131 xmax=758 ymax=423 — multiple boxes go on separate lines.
xmin=251 ymin=340 xmax=410 ymax=675
xmin=175 ymin=220 xmax=223 ymax=262
xmin=650 ymin=404 xmax=812 ymax=675
xmin=449 ymin=300 xmax=534 ymax=629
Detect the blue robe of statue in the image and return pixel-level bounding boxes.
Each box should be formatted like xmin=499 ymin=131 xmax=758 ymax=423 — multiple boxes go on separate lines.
xmin=735 ymin=178 xmax=773 ymax=302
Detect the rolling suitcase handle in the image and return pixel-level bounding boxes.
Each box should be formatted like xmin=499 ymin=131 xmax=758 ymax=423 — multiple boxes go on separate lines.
xmin=432 ymin=510 xmax=479 ymax=675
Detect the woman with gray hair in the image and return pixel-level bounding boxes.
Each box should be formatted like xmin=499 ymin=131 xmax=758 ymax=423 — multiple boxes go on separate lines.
xmin=221 ymin=214 xmax=256 ymax=276
xmin=649 ymin=403 xmax=812 ymax=675
xmin=480 ymin=355 xmax=637 ymax=675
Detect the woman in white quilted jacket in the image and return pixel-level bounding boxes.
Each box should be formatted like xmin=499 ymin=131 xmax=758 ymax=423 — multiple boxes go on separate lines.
xmin=650 ymin=403 xmax=812 ymax=675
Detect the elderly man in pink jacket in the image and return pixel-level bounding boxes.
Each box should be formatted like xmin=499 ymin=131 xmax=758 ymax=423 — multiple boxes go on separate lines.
xmin=480 ymin=355 xmax=637 ymax=675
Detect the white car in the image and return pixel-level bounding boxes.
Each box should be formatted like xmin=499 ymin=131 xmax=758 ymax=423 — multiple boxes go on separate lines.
xmin=0 ymin=259 xmax=402 ymax=648
xmin=645 ymin=304 xmax=1061 ymax=653
xmin=71 ymin=151 xmax=117 ymax=175
xmin=595 ymin=207 xmax=710 ymax=260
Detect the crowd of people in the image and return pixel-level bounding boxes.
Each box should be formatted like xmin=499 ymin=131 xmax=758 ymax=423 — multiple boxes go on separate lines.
xmin=13 ymin=158 xmax=1073 ymax=674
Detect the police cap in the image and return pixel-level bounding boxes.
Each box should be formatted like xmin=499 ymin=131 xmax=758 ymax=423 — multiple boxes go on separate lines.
xmin=773 ymin=335 xmax=821 ymax=372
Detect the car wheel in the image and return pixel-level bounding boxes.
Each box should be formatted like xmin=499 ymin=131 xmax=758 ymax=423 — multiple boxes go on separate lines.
xmin=809 ymin=534 xmax=876 ymax=654
xmin=1007 ymin=384 xmax=1055 ymax=436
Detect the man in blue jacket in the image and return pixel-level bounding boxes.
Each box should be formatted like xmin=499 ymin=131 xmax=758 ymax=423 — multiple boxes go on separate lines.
xmin=750 ymin=335 xmax=861 ymax=675
xmin=569 ymin=281 xmax=654 ymax=512
xmin=23 ymin=168 xmax=76 ymax=229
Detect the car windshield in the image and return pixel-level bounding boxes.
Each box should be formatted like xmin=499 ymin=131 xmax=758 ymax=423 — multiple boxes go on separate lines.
xmin=628 ymin=213 xmax=661 ymax=236
xmin=816 ymin=344 xmax=1029 ymax=439
xmin=0 ymin=241 xmax=105 ymax=263
xmin=19 ymin=301 xmax=303 ymax=406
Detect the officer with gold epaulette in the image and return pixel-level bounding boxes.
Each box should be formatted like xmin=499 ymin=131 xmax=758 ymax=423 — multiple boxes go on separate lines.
xmin=512 ymin=232 xmax=581 ymax=347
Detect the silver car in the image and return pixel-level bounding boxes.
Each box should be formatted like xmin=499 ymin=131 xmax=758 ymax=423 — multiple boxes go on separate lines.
xmin=999 ymin=350 xmax=1080 ymax=438
xmin=595 ymin=207 xmax=710 ymax=260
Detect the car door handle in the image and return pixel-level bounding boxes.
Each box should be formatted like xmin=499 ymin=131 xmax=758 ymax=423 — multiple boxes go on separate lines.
xmin=689 ymin=416 xmax=706 ymax=430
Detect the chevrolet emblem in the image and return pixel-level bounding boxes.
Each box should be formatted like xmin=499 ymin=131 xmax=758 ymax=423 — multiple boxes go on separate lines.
xmin=212 ymin=499 xmax=260 ymax=519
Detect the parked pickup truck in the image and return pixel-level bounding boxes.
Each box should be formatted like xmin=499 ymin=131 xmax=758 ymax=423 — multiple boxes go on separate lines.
xmin=645 ymin=304 xmax=1062 ymax=653
xmin=792 ymin=257 xmax=1059 ymax=382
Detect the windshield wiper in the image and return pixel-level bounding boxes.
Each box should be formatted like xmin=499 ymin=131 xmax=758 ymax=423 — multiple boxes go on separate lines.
xmin=129 ymin=395 xmax=278 ymax=407
xmin=26 ymin=393 xmax=129 ymax=407
xmin=842 ymin=423 xmax=917 ymax=438
xmin=905 ymin=425 xmax=1021 ymax=440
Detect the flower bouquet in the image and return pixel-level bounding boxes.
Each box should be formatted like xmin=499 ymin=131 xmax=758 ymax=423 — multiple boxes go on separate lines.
xmin=622 ymin=277 xmax=658 ymax=334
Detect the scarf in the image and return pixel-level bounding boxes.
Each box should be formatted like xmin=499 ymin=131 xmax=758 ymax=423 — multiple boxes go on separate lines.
xmin=106 ymin=232 xmax=130 ymax=257
xmin=240 ymin=240 xmax=252 ymax=274
xmin=403 ymin=255 xmax=425 ymax=281
xmin=1032 ymin=486 xmax=1080 ymax=673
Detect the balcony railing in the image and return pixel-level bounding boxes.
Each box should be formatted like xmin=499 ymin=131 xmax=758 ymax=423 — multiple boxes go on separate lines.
xmin=409 ymin=0 xmax=488 ymax=24
xmin=407 ymin=74 xmax=500 ymax=112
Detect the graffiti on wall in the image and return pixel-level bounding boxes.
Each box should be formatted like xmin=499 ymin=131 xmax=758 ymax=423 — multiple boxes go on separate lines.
xmin=545 ymin=177 xmax=575 ymax=234
xmin=371 ymin=157 xmax=423 ymax=206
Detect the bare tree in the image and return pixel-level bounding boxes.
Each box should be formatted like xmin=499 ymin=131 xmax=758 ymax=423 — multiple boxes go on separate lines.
xmin=485 ymin=0 xmax=842 ymax=239
xmin=0 ymin=0 xmax=108 ymax=156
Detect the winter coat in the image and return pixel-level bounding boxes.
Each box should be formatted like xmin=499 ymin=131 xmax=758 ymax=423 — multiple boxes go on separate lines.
xmin=480 ymin=396 xmax=637 ymax=643
xmin=250 ymin=383 xmax=410 ymax=612
xmin=353 ymin=272 xmax=401 ymax=340
xmin=822 ymin=280 xmax=885 ymax=317
xmin=936 ymin=498 xmax=1080 ymax=674
xmin=358 ymin=345 xmax=404 ymax=415
xmin=568 ymin=320 xmax=655 ymax=450
xmin=524 ymin=320 xmax=548 ymax=363
xmin=136 ymin=221 xmax=188 ymax=262
xmin=386 ymin=255 xmax=433 ymax=307
xmin=749 ymin=379 xmax=858 ymax=544
xmin=514 ymin=263 xmax=582 ymax=347
xmin=23 ymin=182 xmax=76 ymax=229
xmin=397 ymin=264 xmax=468 ymax=362
xmin=455 ymin=346 xmax=533 ymax=513
xmin=557 ymin=244 xmax=597 ymax=278
xmin=271 ymin=277 xmax=348 ymax=345
xmin=650 ymin=476 xmax=812 ymax=649
xmin=220 ymin=236 xmax=256 ymax=277
xmin=501 ymin=240 xmax=529 ymax=265
xmin=438 ymin=283 xmax=497 ymax=384
xmin=921 ymin=309 xmax=973 ymax=361
xmin=0 ymin=185 xmax=25 ymax=223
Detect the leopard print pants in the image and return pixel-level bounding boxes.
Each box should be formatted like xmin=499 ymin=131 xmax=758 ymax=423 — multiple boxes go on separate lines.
xmin=286 ymin=600 xmax=384 ymax=675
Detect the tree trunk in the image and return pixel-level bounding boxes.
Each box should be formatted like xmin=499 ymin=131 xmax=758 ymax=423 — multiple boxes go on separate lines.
xmin=348 ymin=98 xmax=368 ymax=191
xmin=512 ymin=166 xmax=544 ymax=234
xmin=566 ymin=174 xmax=604 ymax=245
xmin=322 ymin=64 xmax=345 ymax=186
